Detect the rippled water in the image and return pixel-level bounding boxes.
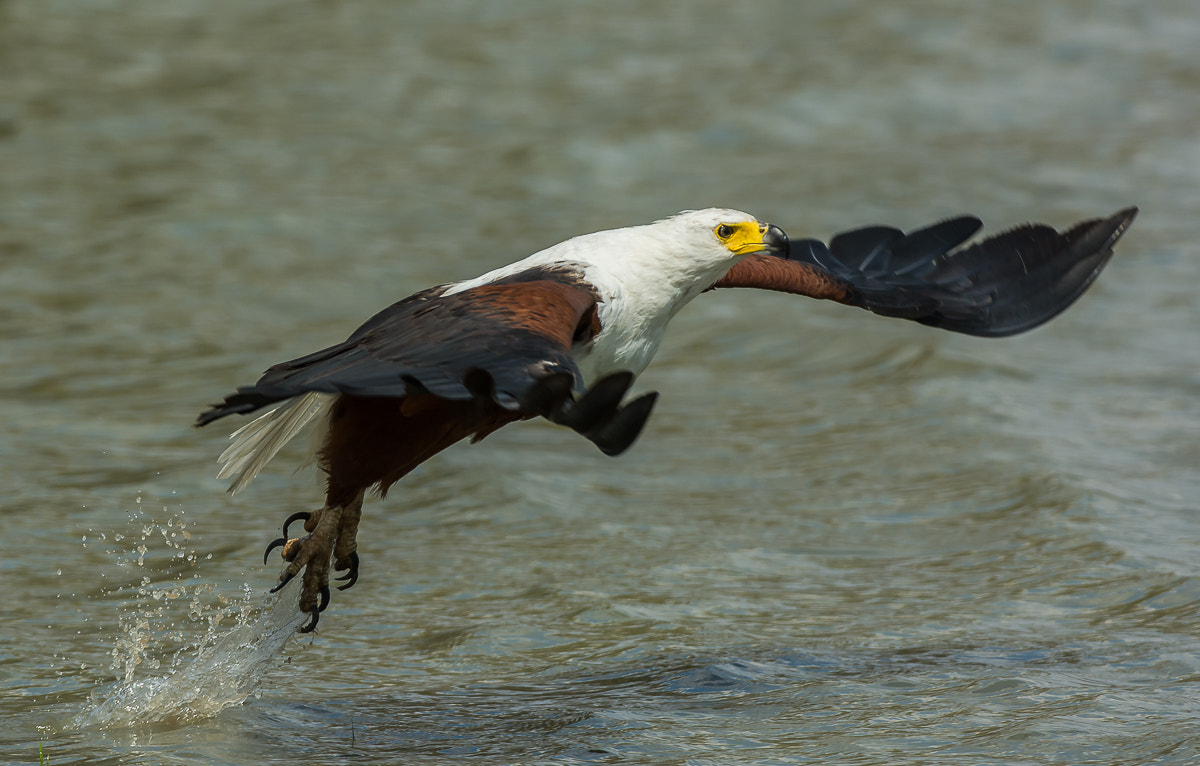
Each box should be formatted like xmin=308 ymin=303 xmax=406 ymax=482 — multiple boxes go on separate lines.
xmin=3 ymin=1 xmax=1199 ymax=763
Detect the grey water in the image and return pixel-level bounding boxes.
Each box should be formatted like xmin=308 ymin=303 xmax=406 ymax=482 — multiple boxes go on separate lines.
xmin=3 ymin=1 xmax=1199 ymax=763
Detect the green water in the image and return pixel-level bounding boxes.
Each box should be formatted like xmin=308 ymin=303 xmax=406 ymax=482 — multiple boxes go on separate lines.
xmin=2 ymin=1 xmax=1198 ymax=763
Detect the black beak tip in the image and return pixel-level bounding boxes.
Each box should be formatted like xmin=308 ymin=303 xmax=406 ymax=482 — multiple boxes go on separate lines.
xmin=764 ymin=223 xmax=789 ymax=254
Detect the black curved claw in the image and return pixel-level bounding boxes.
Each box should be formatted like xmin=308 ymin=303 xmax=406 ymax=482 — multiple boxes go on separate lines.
xmin=281 ymin=511 xmax=311 ymax=538
xmin=299 ymin=607 xmax=320 ymax=633
xmin=335 ymin=551 xmax=360 ymax=591
xmin=317 ymin=585 xmax=330 ymax=613
xmin=263 ymin=536 xmax=286 ymax=565
xmin=269 ymin=569 xmax=296 ymax=594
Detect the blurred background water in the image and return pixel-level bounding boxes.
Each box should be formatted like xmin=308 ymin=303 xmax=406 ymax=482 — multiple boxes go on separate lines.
xmin=1 ymin=1 xmax=1198 ymax=763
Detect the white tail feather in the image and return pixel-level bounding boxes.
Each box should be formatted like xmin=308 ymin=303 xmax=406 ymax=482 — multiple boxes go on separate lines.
xmin=216 ymin=392 xmax=333 ymax=494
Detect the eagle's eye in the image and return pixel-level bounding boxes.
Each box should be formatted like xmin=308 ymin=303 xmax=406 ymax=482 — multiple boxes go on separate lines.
xmin=716 ymin=224 xmax=734 ymax=239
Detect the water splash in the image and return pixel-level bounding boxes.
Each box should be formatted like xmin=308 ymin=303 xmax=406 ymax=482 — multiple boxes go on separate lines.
xmin=71 ymin=495 xmax=307 ymax=728
xmin=73 ymin=579 xmax=305 ymax=728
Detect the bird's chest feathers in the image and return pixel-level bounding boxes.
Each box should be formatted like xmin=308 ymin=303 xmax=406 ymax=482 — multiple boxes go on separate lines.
xmin=573 ymin=274 xmax=710 ymax=384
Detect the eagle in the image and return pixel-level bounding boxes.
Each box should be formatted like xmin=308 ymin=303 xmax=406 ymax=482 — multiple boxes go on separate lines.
xmin=197 ymin=206 xmax=1137 ymax=631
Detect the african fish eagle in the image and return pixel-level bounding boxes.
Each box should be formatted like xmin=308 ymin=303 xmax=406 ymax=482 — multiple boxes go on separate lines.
xmin=198 ymin=206 xmax=1137 ymax=631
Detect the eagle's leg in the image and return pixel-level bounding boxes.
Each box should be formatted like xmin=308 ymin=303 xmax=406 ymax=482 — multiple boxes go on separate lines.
xmin=300 ymin=506 xmax=325 ymax=533
xmin=332 ymin=489 xmax=365 ymax=590
xmin=271 ymin=501 xmax=345 ymax=632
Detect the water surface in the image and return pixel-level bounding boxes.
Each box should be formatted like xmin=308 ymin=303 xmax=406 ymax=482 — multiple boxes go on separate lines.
xmin=2 ymin=1 xmax=1198 ymax=763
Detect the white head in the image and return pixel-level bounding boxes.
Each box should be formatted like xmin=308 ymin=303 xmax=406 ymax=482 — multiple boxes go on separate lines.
xmin=577 ymin=208 xmax=789 ymax=301
xmin=516 ymin=207 xmax=789 ymax=306
xmin=565 ymin=208 xmax=790 ymax=380
xmin=647 ymin=208 xmax=788 ymax=269
xmin=545 ymin=207 xmax=785 ymax=275
xmin=449 ymin=207 xmax=787 ymax=307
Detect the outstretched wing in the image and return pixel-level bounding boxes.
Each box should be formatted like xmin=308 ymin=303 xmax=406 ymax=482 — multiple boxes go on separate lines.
xmin=199 ymin=279 xmax=595 ymax=419
xmin=711 ymin=207 xmax=1137 ymax=337
xmin=197 ymin=274 xmax=657 ymax=457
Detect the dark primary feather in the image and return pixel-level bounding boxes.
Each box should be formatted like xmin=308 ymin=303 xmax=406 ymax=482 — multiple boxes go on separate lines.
xmin=717 ymin=207 xmax=1138 ymax=337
